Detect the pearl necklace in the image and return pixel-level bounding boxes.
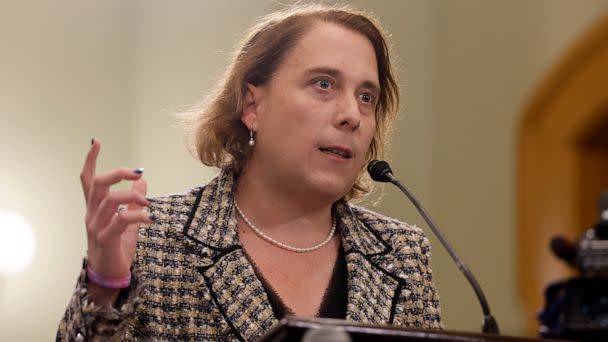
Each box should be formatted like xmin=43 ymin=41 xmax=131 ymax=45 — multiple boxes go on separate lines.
xmin=234 ymin=201 xmax=337 ymax=253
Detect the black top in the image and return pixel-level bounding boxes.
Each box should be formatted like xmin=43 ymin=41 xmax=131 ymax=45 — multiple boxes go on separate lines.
xmin=245 ymin=243 xmax=348 ymax=320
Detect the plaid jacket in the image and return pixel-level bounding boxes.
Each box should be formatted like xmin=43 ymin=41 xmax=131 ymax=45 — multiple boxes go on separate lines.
xmin=57 ymin=169 xmax=441 ymax=341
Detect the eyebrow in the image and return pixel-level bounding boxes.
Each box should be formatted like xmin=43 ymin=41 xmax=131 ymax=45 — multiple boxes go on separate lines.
xmin=305 ymin=67 xmax=381 ymax=95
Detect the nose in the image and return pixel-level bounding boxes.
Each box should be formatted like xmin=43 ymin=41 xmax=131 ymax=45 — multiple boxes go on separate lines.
xmin=334 ymin=93 xmax=361 ymax=131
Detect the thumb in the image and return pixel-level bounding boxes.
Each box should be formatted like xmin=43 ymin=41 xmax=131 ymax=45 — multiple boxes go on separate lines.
xmin=127 ymin=177 xmax=148 ymax=211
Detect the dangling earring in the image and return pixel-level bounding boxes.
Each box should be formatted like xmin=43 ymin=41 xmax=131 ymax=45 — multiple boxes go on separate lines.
xmin=249 ymin=130 xmax=255 ymax=147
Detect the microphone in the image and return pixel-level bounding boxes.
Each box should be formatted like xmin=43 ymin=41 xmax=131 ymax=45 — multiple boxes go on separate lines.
xmin=550 ymin=236 xmax=577 ymax=267
xmin=367 ymin=160 xmax=500 ymax=334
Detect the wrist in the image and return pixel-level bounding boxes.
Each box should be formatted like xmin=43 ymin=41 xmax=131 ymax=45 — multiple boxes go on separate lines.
xmin=86 ymin=265 xmax=132 ymax=289
xmin=87 ymin=282 xmax=122 ymax=307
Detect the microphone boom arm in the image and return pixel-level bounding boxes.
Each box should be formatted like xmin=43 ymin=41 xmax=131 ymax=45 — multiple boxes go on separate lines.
xmin=385 ymin=172 xmax=499 ymax=334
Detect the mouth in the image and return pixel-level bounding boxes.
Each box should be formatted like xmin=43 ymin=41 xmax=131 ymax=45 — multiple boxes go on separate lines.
xmin=319 ymin=146 xmax=353 ymax=159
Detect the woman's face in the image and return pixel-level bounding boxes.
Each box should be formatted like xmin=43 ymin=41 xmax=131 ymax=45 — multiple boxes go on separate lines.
xmin=243 ymin=22 xmax=379 ymax=201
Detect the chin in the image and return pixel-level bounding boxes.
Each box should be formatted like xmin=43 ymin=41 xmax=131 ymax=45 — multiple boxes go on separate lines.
xmin=306 ymin=174 xmax=354 ymax=202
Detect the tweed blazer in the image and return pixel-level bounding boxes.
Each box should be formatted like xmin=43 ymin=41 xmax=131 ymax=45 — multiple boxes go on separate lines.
xmin=57 ymin=169 xmax=442 ymax=341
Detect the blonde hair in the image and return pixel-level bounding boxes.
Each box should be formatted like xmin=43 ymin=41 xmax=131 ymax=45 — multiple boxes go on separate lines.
xmin=180 ymin=4 xmax=399 ymax=200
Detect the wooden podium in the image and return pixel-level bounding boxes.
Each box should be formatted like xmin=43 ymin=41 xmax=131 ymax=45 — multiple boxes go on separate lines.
xmin=256 ymin=317 xmax=573 ymax=342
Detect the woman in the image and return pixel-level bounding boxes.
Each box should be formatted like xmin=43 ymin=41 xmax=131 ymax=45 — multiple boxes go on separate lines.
xmin=57 ymin=4 xmax=441 ymax=341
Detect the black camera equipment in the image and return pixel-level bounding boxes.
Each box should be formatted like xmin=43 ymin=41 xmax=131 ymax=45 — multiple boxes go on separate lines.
xmin=538 ymin=191 xmax=608 ymax=341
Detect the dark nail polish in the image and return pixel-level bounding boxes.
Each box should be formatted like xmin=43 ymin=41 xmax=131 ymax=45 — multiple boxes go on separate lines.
xmin=91 ymin=137 xmax=94 ymax=145
xmin=149 ymin=214 xmax=157 ymax=222
xmin=134 ymin=168 xmax=144 ymax=174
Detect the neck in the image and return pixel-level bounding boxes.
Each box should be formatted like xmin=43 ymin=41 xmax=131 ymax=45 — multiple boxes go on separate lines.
xmin=234 ymin=166 xmax=335 ymax=239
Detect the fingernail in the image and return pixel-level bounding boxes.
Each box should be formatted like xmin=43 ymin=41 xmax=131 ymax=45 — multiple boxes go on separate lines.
xmin=91 ymin=137 xmax=95 ymax=145
xmin=149 ymin=214 xmax=157 ymax=222
xmin=134 ymin=168 xmax=144 ymax=174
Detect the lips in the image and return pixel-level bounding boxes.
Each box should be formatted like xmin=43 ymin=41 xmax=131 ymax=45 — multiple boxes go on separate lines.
xmin=319 ymin=146 xmax=353 ymax=159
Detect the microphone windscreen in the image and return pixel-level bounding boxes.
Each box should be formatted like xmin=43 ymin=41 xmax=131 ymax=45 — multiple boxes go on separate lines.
xmin=550 ymin=236 xmax=577 ymax=265
xmin=367 ymin=160 xmax=392 ymax=182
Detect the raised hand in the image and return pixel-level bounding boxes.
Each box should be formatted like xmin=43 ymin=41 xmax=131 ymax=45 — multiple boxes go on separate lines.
xmin=80 ymin=139 xmax=154 ymax=304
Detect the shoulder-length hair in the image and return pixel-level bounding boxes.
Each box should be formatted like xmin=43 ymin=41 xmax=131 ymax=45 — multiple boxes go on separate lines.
xmin=180 ymin=4 xmax=399 ymax=200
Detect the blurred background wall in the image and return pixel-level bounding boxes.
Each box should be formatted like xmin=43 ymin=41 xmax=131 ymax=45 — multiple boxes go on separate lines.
xmin=1 ymin=0 xmax=607 ymax=340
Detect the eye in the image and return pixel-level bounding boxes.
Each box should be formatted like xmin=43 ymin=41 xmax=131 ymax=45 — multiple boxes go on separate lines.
xmin=315 ymin=78 xmax=332 ymax=90
xmin=359 ymin=92 xmax=375 ymax=105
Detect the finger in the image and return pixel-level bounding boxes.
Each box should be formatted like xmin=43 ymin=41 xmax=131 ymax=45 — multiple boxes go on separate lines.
xmin=97 ymin=209 xmax=154 ymax=244
xmin=87 ymin=167 xmax=144 ymax=212
xmin=92 ymin=190 xmax=151 ymax=229
xmin=128 ymin=177 xmax=148 ymax=211
xmin=80 ymin=138 xmax=100 ymax=202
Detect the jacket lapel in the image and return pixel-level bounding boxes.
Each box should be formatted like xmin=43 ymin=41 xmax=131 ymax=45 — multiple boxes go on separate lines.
xmin=337 ymin=202 xmax=406 ymax=325
xmin=200 ymin=248 xmax=278 ymax=341
xmin=182 ymin=170 xmax=278 ymax=342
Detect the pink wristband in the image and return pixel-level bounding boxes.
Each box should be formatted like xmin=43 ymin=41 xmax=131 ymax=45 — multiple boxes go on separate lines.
xmin=86 ymin=265 xmax=132 ymax=289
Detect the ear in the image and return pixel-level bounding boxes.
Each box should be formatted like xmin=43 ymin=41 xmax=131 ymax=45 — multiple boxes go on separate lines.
xmin=241 ymin=83 xmax=263 ymax=131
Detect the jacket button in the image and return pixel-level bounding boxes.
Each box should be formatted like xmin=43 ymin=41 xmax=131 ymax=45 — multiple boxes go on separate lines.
xmin=75 ymin=332 xmax=85 ymax=342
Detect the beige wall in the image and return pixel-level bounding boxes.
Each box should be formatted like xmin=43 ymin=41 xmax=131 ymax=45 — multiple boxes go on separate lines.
xmin=0 ymin=1 xmax=133 ymax=339
xmin=1 ymin=0 xmax=607 ymax=340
